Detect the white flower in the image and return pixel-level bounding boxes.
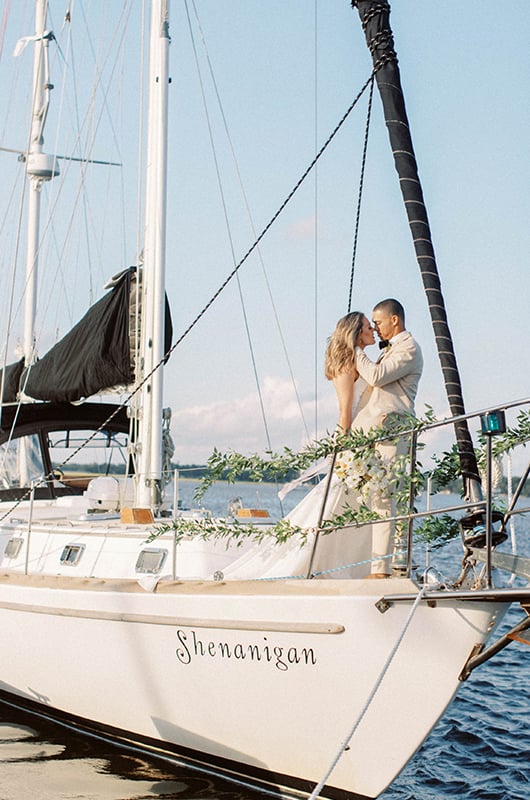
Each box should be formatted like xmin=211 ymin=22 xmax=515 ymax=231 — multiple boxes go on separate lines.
xmin=334 ymin=445 xmax=408 ymax=501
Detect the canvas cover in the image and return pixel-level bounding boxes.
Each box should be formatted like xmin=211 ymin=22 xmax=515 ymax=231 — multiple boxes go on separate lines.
xmin=21 ymin=268 xmax=172 ymax=404
xmin=0 ymin=359 xmax=25 ymax=404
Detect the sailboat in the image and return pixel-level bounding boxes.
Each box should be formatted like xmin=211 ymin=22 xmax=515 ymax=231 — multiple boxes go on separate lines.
xmin=0 ymin=2 xmax=528 ymax=799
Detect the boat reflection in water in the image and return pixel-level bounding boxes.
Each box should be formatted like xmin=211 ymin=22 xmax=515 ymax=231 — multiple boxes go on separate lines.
xmin=0 ymin=705 xmax=262 ymax=800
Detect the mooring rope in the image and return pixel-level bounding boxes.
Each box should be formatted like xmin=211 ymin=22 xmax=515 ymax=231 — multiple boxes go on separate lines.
xmin=307 ymin=586 xmax=426 ymax=800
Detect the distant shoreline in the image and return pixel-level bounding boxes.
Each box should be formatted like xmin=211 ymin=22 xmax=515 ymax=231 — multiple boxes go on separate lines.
xmin=175 ymin=475 xmax=290 ymax=488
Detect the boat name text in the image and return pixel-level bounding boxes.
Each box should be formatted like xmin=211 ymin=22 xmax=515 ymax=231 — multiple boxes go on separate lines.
xmin=175 ymin=629 xmax=317 ymax=671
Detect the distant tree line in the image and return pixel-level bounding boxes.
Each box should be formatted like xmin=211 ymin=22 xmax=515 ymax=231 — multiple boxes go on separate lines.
xmin=422 ymin=475 xmax=528 ymax=498
xmin=170 ymin=464 xmax=303 ymax=483
xmin=62 ymin=462 xmax=529 ymax=496
xmin=172 ymin=466 xmax=530 ymax=496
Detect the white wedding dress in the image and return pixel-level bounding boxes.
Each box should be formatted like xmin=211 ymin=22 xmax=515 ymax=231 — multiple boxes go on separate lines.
xmin=220 ymin=379 xmax=373 ymax=580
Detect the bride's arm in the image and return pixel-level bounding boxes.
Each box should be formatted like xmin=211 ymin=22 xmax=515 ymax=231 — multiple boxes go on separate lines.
xmin=332 ymin=370 xmax=358 ymax=432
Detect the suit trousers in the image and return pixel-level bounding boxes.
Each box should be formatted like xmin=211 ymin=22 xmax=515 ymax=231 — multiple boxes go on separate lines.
xmin=368 ymin=434 xmax=409 ymax=575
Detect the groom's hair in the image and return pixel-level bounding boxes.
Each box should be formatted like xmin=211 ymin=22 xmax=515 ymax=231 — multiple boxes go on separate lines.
xmin=373 ymin=298 xmax=405 ymax=325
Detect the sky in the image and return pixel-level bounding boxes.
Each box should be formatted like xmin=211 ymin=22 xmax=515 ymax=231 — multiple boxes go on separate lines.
xmin=0 ymin=1 xmax=528 ymax=474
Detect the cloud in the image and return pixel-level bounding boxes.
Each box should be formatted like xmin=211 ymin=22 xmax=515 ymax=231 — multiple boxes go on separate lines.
xmin=173 ymin=373 xmax=529 ymax=481
xmin=172 ymin=374 xmax=336 ymax=463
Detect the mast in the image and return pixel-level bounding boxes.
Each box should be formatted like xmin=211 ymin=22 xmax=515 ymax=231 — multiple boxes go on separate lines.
xmin=23 ymin=0 xmax=59 ymax=366
xmin=136 ymin=0 xmax=170 ymax=509
xmin=351 ymin=0 xmax=482 ymax=502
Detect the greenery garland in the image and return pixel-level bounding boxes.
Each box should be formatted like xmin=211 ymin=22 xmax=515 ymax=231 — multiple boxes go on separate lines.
xmin=149 ymin=408 xmax=529 ymax=552
xmin=193 ymin=410 xmax=433 ymax=500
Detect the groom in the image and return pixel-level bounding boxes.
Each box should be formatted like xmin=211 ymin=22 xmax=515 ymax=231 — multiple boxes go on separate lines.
xmin=354 ymin=298 xmax=423 ymax=577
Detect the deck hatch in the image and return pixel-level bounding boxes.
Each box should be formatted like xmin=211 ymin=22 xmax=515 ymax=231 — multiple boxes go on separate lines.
xmin=135 ymin=548 xmax=167 ymax=574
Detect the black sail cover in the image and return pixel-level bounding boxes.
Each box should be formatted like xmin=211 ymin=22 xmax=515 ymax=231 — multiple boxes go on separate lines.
xmin=0 ymin=359 xmax=25 ymax=404
xmin=21 ymin=268 xmax=172 ymax=404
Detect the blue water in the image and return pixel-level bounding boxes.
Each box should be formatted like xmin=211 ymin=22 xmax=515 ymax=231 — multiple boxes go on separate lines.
xmin=381 ymin=607 xmax=530 ymax=800
xmin=0 ymin=485 xmax=528 ymax=799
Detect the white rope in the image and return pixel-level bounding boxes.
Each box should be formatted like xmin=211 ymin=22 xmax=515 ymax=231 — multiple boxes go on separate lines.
xmin=307 ymin=586 xmax=427 ymax=800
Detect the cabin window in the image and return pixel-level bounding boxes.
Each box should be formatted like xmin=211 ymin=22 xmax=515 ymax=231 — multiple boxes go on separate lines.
xmin=48 ymin=429 xmax=129 ymax=492
xmin=135 ymin=548 xmax=167 ymax=574
xmin=0 ymin=434 xmax=44 ymax=489
xmin=4 ymin=538 xmax=23 ymax=558
xmin=59 ymin=544 xmax=85 ymax=566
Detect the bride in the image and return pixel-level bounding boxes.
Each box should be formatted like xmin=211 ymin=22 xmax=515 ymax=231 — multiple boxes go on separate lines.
xmin=222 ymin=311 xmax=383 ymax=581
xmin=284 ymin=311 xmax=380 ymax=578
xmin=325 ymin=311 xmax=375 ymax=432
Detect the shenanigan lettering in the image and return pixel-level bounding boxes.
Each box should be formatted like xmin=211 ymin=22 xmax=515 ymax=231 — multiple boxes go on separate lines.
xmin=175 ymin=628 xmax=317 ymax=671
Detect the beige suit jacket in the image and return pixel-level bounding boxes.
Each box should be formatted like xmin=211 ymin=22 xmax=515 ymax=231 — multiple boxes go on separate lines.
xmin=353 ymin=331 xmax=423 ymax=432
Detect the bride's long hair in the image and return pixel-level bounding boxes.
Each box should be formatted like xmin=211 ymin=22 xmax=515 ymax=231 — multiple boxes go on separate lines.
xmin=324 ymin=311 xmax=364 ymax=379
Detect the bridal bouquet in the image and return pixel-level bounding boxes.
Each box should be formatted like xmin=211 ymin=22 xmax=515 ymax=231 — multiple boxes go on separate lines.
xmin=334 ymin=447 xmax=406 ymax=501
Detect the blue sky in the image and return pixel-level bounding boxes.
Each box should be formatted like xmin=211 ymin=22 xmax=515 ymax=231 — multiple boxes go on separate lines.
xmin=0 ymin=1 xmax=528 ymax=470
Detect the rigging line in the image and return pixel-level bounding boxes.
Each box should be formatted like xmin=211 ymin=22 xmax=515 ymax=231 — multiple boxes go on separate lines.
xmin=117 ymin=44 xmax=129 ymax=271
xmin=0 ymin=7 xmax=31 ymax=368
xmin=313 ymin=0 xmax=319 ymax=442
xmin=41 ymin=10 xmax=77 ymax=326
xmin=0 ymin=6 xmax=57 ymax=386
xmin=34 ymin=4 xmax=134 ymax=339
xmin=347 ymin=73 xmax=374 ymax=312
xmin=61 ymin=2 xmax=132 ymax=292
xmin=0 ymin=0 xmax=12 ymax=63
xmin=0 ymin=167 xmax=27 ymax=425
xmin=0 ymin=7 xmax=142 ymax=513
xmin=0 ymin=71 xmax=378 ymax=517
xmin=67 ymin=18 xmax=96 ymax=310
xmin=0 ymin=172 xmax=35 ymax=467
xmin=189 ymin=0 xmax=311 ymax=446
xmin=20 ymin=56 xmax=81 ymax=332
xmin=61 ymin=2 xmax=132 ymax=168
xmin=165 ymin=71 xmax=376 ymax=366
xmin=0 ymin=4 xmax=27 ymax=149
xmin=74 ymin=73 xmax=378 ymax=442
xmin=1 ymin=71 xmax=41 ymax=367
xmin=0 ymin=40 xmax=68 ymax=340
xmin=72 ymin=1 xmax=134 ymax=293
xmin=308 ymin=586 xmax=427 ymax=800
xmin=184 ymin=0 xmax=273 ymax=456
xmin=129 ymin=0 xmax=149 ymax=469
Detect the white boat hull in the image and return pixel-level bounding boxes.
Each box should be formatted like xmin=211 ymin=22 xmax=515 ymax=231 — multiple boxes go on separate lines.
xmin=0 ymin=571 xmax=507 ymax=799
